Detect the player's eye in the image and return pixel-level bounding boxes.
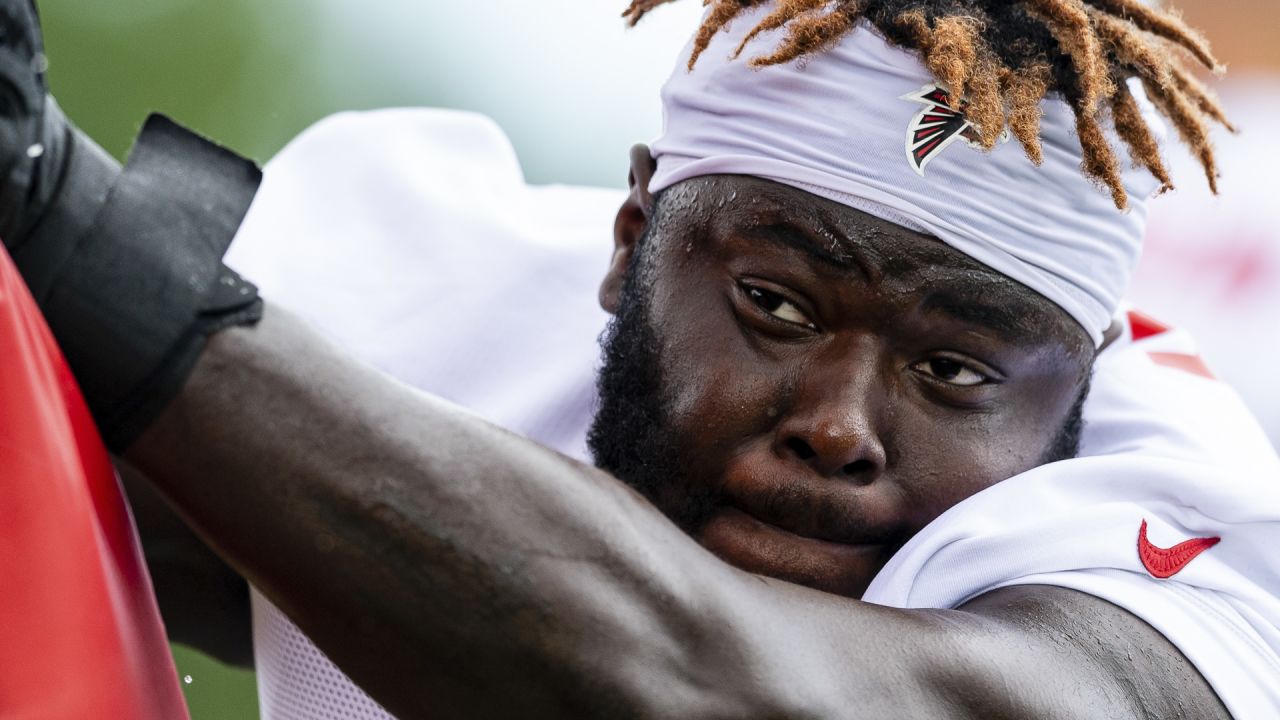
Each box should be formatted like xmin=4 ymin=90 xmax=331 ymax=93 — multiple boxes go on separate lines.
xmin=912 ymin=357 xmax=990 ymax=387
xmin=745 ymin=285 xmax=814 ymax=328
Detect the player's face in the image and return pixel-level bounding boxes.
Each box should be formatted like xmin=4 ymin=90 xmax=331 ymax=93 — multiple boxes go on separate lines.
xmin=590 ymin=175 xmax=1093 ymax=599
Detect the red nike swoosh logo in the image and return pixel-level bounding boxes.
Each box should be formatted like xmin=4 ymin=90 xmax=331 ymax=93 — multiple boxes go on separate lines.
xmin=1137 ymin=519 xmax=1220 ymax=579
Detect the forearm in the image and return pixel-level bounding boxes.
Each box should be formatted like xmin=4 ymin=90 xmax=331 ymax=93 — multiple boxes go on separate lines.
xmin=116 ymin=292 xmax=1172 ymax=720
xmin=125 ymin=306 xmax=813 ymax=718
xmin=131 ymin=306 xmax=1040 ymax=719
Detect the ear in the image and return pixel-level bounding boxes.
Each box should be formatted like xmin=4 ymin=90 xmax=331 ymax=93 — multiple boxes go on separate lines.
xmin=600 ymin=144 xmax=657 ymax=314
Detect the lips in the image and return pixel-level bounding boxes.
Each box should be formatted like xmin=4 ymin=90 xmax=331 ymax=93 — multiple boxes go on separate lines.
xmin=715 ymin=467 xmax=900 ymax=547
xmin=710 ymin=503 xmax=884 ymax=554
xmin=694 ymin=459 xmax=908 ymax=596
xmin=720 ymin=492 xmax=890 ymax=546
xmin=728 ymin=494 xmax=878 ymax=546
xmin=696 ymin=505 xmax=894 ymax=598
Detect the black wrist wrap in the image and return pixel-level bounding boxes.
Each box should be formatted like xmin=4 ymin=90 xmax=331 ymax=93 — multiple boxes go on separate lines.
xmin=39 ymin=114 xmax=263 ymax=451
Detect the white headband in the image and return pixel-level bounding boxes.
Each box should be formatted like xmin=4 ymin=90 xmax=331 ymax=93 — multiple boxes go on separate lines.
xmin=650 ymin=4 xmax=1166 ymax=346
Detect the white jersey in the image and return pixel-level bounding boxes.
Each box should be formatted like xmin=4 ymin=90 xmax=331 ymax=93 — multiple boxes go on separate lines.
xmin=227 ymin=109 xmax=1280 ymax=719
xmin=228 ymin=108 xmax=618 ymax=720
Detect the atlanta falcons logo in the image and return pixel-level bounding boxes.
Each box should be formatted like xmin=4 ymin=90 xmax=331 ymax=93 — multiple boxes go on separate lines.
xmin=900 ymin=84 xmax=1009 ymax=175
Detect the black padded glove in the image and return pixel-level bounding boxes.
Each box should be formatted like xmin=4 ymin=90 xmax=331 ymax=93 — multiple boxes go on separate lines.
xmin=2 ymin=0 xmax=265 ymax=451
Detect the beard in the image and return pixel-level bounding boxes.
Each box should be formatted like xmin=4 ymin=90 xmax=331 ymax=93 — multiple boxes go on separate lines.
xmin=587 ymin=242 xmax=721 ymax=534
xmin=587 ymin=236 xmax=1090 ymax=535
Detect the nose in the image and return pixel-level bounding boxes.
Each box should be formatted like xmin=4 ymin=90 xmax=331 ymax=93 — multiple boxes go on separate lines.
xmin=773 ymin=364 xmax=887 ymax=485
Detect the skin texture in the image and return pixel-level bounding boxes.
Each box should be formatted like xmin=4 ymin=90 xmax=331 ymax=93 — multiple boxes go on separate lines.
xmin=118 ymin=150 xmax=1230 ymax=718
xmin=125 ymin=309 xmax=1227 ymax=720
xmin=133 ymin=148 xmax=1088 ymax=659
xmin=592 ymin=151 xmax=1093 ymax=599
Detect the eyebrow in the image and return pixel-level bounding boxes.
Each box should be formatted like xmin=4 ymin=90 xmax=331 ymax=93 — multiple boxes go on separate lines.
xmin=740 ymin=221 xmax=871 ymax=277
xmin=918 ymin=288 xmax=1043 ymax=345
xmin=735 ymin=214 xmax=1058 ymax=346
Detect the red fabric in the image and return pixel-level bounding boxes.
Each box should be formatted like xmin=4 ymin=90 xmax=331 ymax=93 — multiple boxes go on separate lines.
xmin=1126 ymin=310 xmax=1217 ymax=379
xmin=1127 ymin=309 xmax=1171 ymax=341
xmin=0 ymin=248 xmax=189 ymax=719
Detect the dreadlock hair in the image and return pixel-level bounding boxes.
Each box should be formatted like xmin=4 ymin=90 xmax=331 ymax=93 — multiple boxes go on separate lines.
xmin=621 ymin=0 xmax=1232 ymax=209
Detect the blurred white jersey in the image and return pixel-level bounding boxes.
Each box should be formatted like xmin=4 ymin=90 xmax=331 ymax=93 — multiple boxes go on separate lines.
xmin=227 ymin=109 xmax=1280 ymax=719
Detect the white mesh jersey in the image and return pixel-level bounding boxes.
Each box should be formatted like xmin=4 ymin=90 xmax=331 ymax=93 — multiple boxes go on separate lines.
xmin=250 ymin=594 xmax=394 ymax=720
xmin=227 ymin=109 xmax=1280 ymax=718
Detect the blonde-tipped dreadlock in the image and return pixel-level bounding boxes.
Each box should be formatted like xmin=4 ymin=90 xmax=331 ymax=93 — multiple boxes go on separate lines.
xmin=620 ymin=0 xmax=1232 ymax=210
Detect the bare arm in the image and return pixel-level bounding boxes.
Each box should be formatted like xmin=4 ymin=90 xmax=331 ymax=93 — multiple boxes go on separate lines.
xmin=124 ymin=306 xmax=1228 ymax=719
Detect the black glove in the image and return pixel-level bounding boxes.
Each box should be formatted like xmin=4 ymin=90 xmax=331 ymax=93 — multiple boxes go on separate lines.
xmin=2 ymin=0 xmax=265 ymax=451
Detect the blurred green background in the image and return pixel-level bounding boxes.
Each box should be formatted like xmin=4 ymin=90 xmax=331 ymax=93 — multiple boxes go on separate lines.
xmin=39 ymin=0 xmax=701 ymax=187
xmin=37 ymin=0 xmax=699 ymax=717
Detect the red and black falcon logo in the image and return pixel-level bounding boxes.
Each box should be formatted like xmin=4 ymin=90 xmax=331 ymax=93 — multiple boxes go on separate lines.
xmin=901 ymin=84 xmax=1008 ymax=176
